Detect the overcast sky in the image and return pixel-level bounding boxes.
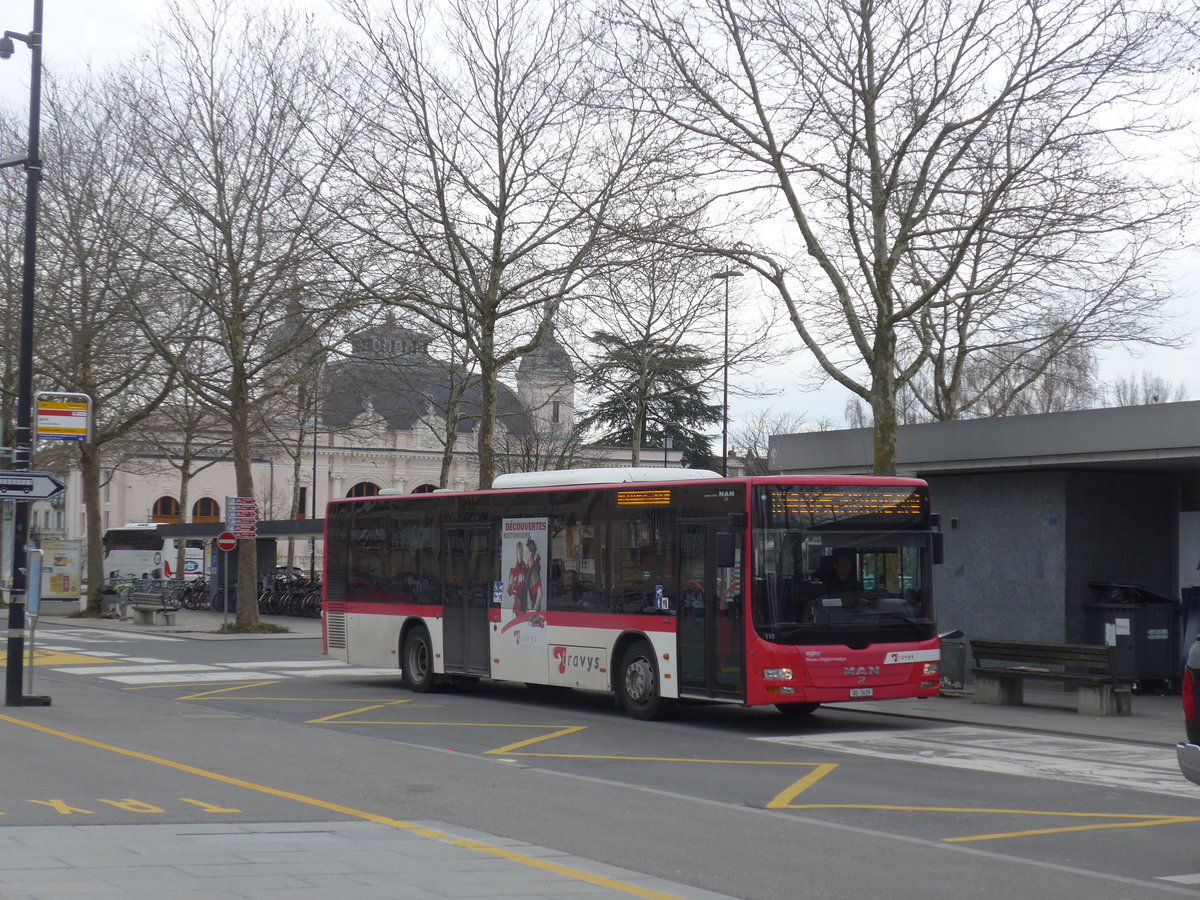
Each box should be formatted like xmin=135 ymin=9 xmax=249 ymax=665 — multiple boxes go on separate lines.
xmin=2 ymin=0 xmax=1197 ymax=428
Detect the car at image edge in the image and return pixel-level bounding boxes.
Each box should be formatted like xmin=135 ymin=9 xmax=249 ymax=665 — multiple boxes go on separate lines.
xmin=1177 ymin=637 xmax=1200 ymax=785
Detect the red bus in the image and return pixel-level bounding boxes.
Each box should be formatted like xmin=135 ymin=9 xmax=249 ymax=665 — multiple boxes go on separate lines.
xmin=322 ymin=468 xmax=943 ymax=719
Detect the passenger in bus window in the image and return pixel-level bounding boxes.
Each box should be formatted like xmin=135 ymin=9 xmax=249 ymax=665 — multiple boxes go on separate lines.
xmin=562 ymin=568 xmax=594 ymax=605
xmin=814 ymin=551 xmax=863 ymax=593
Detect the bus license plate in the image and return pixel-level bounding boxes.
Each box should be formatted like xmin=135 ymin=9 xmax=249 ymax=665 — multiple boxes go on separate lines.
xmin=850 ymin=688 xmax=874 ymax=698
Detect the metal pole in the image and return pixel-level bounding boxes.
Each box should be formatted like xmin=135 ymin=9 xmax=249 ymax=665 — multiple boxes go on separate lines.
xmin=4 ymin=0 xmax=49 ymax=707
xmin=722 ymin=279 xmax=729 ymax=477
xmin=310 ymin=422 xmax=317 ymax=580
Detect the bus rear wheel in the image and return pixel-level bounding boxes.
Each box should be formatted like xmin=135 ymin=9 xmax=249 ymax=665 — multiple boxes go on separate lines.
xmin=401 ymin=627 xmax=435 ymax=693
xmin=616 ymin=639 xmax=675 ymax=721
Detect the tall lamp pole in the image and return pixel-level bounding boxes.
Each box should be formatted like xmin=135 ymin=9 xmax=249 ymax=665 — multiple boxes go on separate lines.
xmin=310 ymin=419 xmax=318 ymax=581
xmin=1 ymin=0 xmax=50 ymax=706
xmin=710 ymin=269 xmax=742 ymax=477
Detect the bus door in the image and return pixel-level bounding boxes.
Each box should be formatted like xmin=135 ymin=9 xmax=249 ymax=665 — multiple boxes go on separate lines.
xmin=677 ymin=521 xmax=745 ymax=700
xmin=441 ymin=525 xmax=491 ymax=677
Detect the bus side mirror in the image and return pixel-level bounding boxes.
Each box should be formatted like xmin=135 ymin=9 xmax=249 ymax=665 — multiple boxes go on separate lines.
xmin=715 ymin=532 xmax=735 ymax=568
xmin=932 ymin=532 xmax=944 ymax=565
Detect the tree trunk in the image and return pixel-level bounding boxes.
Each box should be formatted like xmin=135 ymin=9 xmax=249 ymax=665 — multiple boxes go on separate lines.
xmin=81 ymin=442 xmax=106 ymax=615
xmin=231 ymin=400 xmax=260 ymax=628
xmin=870 ymin=329 xmax=898 ymax=476
xmin=175 ymin=455 xmax=191 ymax=582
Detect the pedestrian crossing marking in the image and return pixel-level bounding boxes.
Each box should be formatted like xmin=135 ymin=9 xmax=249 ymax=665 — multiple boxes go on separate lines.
xmin=29 ymin=627 xmax=400 ymax=685
xmin=110 ymin=672 xmax=283 ymax=685
xmin=54 ymin=664 xmax=217 ymax=675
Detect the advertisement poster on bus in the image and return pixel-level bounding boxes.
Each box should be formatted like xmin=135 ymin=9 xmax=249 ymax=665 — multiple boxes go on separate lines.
xmin=499 ymin=517 xmax=548 ymax=650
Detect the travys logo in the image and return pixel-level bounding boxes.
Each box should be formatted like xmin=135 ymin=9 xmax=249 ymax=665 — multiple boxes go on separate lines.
xmin=553 ymin=646 xmax=603 ymax=674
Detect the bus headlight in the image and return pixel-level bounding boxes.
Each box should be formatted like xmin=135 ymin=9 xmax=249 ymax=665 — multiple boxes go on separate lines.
xmin=763 ymin=668 xmax=793 ymax=680
xmin=922 ymin=662 xmax=939 ymax=677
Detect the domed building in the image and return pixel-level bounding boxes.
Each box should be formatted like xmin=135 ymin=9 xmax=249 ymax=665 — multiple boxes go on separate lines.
xmin=319 ymin=320 xmax=565 ymax=494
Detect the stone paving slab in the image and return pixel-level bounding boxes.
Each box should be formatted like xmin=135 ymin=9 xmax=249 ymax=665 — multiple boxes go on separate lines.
xmin=0 ymin=821 xmax=739 ymax=900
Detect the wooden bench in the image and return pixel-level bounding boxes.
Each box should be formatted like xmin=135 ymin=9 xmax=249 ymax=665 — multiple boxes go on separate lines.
xmin=129 ymin=592 xmax=176 ymax=626
xmin=969 ymin=638 xmax=1133 ymax=716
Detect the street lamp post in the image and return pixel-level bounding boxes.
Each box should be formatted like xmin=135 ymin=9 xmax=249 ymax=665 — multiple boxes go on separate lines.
xmin=710 ymin=269 xmax=743 ymax=477
xmin=1 ymin=0 xmax=49 ymax=707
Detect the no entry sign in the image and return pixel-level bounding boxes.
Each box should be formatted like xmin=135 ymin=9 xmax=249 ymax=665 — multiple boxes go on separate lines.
xmin=216 ymin=532 xmax=237 ymax=552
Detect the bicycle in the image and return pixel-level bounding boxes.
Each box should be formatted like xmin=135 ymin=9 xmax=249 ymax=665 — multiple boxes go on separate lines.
xmin=181 ymin=577 xmax=210 ymax=610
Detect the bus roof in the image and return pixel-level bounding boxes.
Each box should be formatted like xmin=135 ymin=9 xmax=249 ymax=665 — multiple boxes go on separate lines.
xmin=330 ymin=470 xmax=929 ymax=506
xmin=490 ymin=467 xmax=722 ymax=489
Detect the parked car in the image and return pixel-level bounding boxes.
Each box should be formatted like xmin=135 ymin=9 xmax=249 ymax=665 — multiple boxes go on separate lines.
xmin=1177 ymin=638 xmax=1200 ymax=785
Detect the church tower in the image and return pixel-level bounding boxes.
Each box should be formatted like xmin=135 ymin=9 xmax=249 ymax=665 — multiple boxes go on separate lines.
xmin=517 ymin=326 xmax=576 ymax=437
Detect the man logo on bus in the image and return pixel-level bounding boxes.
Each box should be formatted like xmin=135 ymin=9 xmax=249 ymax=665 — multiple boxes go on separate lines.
xmin=844 ymin=666 xmax=881 ymax=677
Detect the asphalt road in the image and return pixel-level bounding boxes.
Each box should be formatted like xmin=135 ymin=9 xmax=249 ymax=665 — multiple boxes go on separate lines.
xmin=3 ymin=621 xmax=1199 ymax=900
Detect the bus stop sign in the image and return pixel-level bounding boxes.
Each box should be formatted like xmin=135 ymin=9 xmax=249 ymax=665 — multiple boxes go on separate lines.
xmin=0 ymin=470 xmax=65 ymax=501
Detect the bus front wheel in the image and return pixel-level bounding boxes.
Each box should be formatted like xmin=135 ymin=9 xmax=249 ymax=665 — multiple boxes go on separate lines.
xmin=401 ymin=627 xmax=435 ymax=693
xmin=616 ymin=639 xmax=675 ymax=721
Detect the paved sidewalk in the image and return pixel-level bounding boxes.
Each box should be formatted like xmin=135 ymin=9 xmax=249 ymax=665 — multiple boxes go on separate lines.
xmin=0 ymin=820 xmax=739 ymax=900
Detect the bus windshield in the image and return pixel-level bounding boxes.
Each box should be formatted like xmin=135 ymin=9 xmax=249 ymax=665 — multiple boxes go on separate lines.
xmin=752 ymin=529 xmax=932 ymax=643
xmin=751 ymin=484 xmax=935 ymax=644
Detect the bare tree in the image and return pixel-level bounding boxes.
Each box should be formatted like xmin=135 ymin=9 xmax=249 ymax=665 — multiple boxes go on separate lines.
xmin=123 ymin=391 xmax=233 ymax=581
xmin=616 ymin=0 xmax=1196 ymax=474
xmin=120 ymin=0 xmax=357 ymax=628
xmin=25 ymin=76 xmax=180 ymax=613
xmin=333 ymin=0 xmax=663 ymax=487
xmin=731 ymin=409 xmax=812 ymax=475
xmin=494 ymin=421 xmax=600 ymax=475
xmin=1107 ymin=370 xmax=1189 ymax=406
xmin=0 ymin=108 xmax=24 ymax=449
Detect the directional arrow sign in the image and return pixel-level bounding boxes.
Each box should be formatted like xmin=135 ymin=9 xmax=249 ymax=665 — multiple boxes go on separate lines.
xmin=0 ymin=470 xmax=66 ymax=501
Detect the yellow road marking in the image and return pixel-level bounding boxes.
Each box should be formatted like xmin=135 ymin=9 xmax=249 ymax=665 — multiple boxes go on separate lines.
xmin=169 ymin=687 xmax=1195 ymax=843
xmin=765 ymin=765 xmax=840 ymax=807
xmin=780 ymin=803 xmax=1200 ymax=841
xmin=0 ymin=713 xmax=688 ymax=900
xmin=307 ymin=700 xmax=413 ymax=724
xmin=175 ymin=682 xmax=283 ymax=699
xmin=490 ymin=726 xmax=588 ymax=754
xmin=944 ymin=816 xmax=1200 ymax=842
xmin=2 ymin=649 xmax=117 ymax=666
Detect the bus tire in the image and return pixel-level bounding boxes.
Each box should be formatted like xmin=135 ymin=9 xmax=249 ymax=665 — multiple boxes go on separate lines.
xmin=401 ymin=626 xmax=435 ymax=693
xmin=616 ymin=639 xmax=674 ymax=721
xmin=776 ymin=702 xmax=820 ymax=719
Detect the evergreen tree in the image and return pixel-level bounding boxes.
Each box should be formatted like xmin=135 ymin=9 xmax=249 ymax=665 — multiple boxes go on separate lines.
xmin=580 ymin=333 xmax=721 ymax=469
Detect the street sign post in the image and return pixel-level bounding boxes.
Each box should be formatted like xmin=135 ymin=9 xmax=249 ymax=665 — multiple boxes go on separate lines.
xmin=0 ymin=470 xmax=65 ymax=501
xmin=226 ymin=495 xmax=258 ymax=539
